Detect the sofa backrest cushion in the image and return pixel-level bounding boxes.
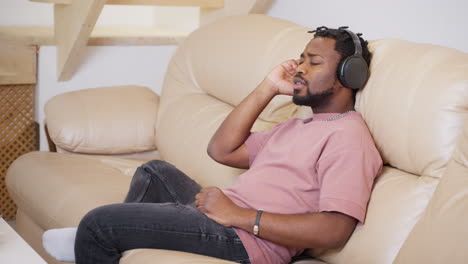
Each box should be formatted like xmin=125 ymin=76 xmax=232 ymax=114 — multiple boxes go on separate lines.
xmin=357 ymin=39 xmax=468 ymax=178
xmin=157 ymin=13 xmax=468 ymax=184
xmin=156 ymin=14 xmax=311 ymax=188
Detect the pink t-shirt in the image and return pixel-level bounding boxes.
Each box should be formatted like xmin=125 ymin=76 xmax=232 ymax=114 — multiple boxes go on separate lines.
xmin=223 ymin=112 xmax=383 ymax=264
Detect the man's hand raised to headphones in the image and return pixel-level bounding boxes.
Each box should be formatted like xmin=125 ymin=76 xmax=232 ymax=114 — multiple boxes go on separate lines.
xmin=207 ymin=59 xmax=298 ymax=170
xmin=265 ymin=59 xmax=298 ymax=96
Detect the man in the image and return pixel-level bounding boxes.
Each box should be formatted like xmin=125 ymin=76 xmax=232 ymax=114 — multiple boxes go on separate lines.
xmin=42 ymin=26 xmax=382 ymax=264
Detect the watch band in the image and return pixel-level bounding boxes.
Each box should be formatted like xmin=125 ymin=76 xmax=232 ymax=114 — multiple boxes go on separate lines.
xmin=253 ymin=209 xmax=263 ymax=236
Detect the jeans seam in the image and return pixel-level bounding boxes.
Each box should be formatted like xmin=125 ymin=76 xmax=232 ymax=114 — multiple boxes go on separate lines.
xmin=102 ymin=225 xmax=239 ymax=241
xmin=134 ymin=169 xmax=152 ymax=203
xmin=146 ymin=165 xmax=182 ymax=204
xmin=105 ymin=221 xmax=249 ymax=246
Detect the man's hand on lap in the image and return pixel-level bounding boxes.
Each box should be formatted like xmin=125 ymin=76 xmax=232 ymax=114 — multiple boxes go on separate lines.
xmin=195 ymin=187 xmax=249 ymax=227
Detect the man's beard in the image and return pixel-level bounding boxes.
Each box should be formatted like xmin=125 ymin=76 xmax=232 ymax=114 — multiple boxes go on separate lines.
xmin=293 ymin=86 xmax=334 ymax=107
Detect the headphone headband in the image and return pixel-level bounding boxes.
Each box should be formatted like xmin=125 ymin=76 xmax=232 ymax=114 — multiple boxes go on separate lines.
xmin=339 ymin=27 xmax=362 ymax=55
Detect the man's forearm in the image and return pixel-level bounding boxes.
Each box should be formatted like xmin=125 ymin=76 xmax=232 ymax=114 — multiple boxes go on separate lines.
xmin=233 ymin=208 xmax=357 ymax=249
xmin=194 ymin=186 xmax=356 ymax=249
xmin=207 ymin=79 xmax=278 ymax=165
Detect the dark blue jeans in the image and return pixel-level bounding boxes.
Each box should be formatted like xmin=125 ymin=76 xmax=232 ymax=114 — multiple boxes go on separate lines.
xmin=74 ymin=160 xmax=251 ymax=264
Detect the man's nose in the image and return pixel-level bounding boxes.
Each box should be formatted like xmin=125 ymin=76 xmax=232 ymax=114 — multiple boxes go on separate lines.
xmin=296 ymin=62 xmax=306 ymax=75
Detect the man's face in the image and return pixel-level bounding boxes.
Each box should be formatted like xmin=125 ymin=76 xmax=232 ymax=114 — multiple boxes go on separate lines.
xmin=293 ymin=37 xmax=342 ymax=108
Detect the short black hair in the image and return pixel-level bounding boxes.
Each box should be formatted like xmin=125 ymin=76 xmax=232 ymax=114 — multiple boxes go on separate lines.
xmin=310 ymin=26 xmax=371 ymax=98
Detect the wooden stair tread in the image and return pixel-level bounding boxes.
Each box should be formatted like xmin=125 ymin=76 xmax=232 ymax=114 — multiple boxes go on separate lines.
xmin=0 ymin=26 xmax=190 ymax=46
xmin=29 ymin=0 xmax=224 ymax=8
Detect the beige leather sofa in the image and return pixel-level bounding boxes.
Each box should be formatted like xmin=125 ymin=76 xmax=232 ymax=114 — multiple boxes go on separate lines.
xmin=6 ymin=14 xmax=468 ymax=264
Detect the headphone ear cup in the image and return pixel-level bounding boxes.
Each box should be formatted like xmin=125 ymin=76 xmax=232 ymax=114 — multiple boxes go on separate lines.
xmin=338 ymin=55 xmax=369 ymax=89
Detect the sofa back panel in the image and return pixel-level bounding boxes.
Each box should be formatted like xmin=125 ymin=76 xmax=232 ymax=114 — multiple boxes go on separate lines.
xmin=312 ymin=166 xmax=439 ymax=264
xmin=157 ymin=15 xmax=316 ymax=185
xmin=158 ymin=14 xmax=311 ymax=128
xmin=156 ymin=90 xmax=294 ymax=188
xmin=185 ymin=15 xmax=310 ymax=119
xmin=394 ymin=121 xmax=468 ymax=264
xmin=156 ymin=93 xmax=245 ymax=188
xmin=356 ymin=39 xmax=468 ymax=178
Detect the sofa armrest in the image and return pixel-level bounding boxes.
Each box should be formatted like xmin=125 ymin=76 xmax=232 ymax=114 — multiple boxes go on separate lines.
xmin=45 ymin=85 xmax=159 ymax=155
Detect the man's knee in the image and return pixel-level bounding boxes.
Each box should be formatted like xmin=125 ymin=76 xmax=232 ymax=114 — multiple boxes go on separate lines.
xmin=141 ymin=160 xmax=176 ymax=178
xmin=76 ymin=205 xmax=120 ymax=254
xmin=78 ymin=205 xmax=115 ymax=232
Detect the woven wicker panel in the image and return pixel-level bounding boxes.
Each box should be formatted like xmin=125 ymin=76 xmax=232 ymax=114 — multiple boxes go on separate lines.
xmin=0 ymin=84 xmax=38 ymax=220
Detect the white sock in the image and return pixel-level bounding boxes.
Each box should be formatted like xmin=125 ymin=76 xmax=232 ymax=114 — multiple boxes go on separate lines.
xmin=42 ymin=227 xmax=77 ymax=263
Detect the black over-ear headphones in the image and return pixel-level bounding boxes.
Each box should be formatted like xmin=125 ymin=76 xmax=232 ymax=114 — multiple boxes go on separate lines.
xmin=337 ymin=26 xmax=369 ymax=89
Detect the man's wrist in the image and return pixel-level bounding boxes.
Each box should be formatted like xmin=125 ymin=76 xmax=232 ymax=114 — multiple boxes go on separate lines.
xmin=253 ymin=209 xmax=264 ymax=236
xmin=259 ymin=78 xmax=280 ymax=97
xmin=231 ymin=207 xmax=258 ymax=233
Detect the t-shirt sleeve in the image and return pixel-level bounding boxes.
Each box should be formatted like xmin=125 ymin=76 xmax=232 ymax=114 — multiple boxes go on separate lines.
xmin=245 ymin=121 xmax=288 ymax=166
xmin=316 ymin=130 xmax=383 ymax=224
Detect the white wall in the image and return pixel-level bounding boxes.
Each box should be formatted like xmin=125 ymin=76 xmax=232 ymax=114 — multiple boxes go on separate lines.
xmin=0 ymin=0 xmax=467 ymax=150
xmin=268 ymin=0 xmax=467 ymax=52
xmin=2 ymin=0 xmax=466 ymax=49
xmin=0 ymin=1 xmax=53 ymax=26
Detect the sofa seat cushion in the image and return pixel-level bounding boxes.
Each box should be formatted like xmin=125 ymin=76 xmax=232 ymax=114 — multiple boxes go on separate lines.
xmin=6 ymin=151 xmax=145 ymax=229
xmin=120 ymin=249 xmax=238 ymax=264
xmin=120 ymin=249 xmax=328 ymax=264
